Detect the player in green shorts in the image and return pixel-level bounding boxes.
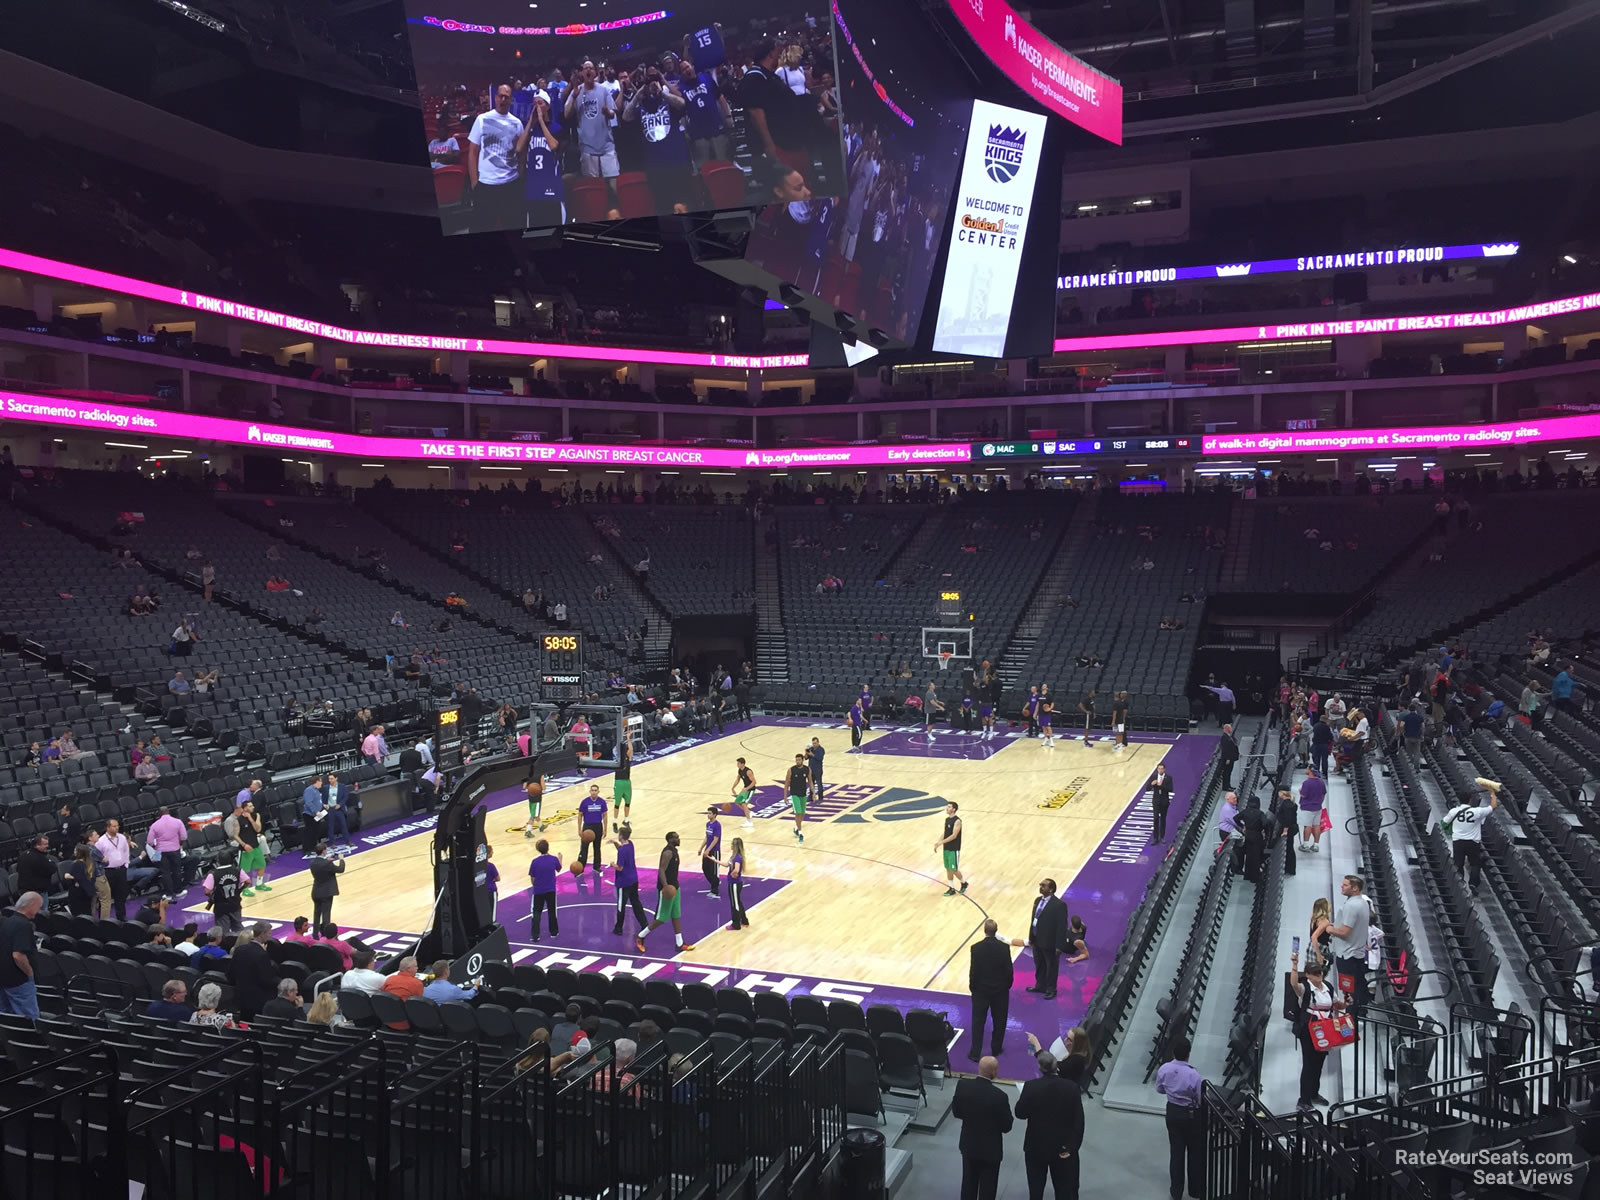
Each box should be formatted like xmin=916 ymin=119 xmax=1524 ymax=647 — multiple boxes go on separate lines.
xmin=612 ymin=739 xmax=633 ymax=832
xmin=731 ymin=757 xmax=756 ymax=829
xmin=636 ymin=831 xmax=695 ymax=955
xmin=521 ymin=776 xmax=547 ymax=839
xmin=780 ymin=753 xmax=811 ymax=843
xmin=936 ymin=800 xmax=967 ymax=897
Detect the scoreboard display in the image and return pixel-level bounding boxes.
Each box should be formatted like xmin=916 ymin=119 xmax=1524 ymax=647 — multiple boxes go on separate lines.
xmin=435 ymin=704 xmax=464 ymax=770
xmin=541 ymin=632 xmax=584 ymax=701
xmin=938 ymin=589 xmax=963 ymax=619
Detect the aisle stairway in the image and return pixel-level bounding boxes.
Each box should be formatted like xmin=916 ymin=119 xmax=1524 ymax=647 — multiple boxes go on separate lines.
xmin=1219 ymin=501 xmax=1256 ymax=590
xmin=996 ymin=501 xmax=1093 ymax=688
xmin=753 ymin=519 xmax=789 ymax=683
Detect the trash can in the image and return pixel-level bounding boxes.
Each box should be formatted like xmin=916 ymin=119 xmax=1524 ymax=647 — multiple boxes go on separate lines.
xmin=840 ymin=1127 xmax=886 ymax=1200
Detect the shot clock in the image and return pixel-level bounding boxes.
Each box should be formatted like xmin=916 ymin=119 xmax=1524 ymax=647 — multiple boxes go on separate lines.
xmin=435 ymin=703 xmax=464 ymax=770
xmin=937 ymin=589 xmax=962 ymax=620
xmin=541 ymin=631 xmax=584 ymax=700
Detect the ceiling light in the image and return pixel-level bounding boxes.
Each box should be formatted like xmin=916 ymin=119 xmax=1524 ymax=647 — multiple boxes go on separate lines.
xmin=1465 ymin=452 xmax=1491 ymax=457
xmin=1133 ymin=198 xmax=1153 ymax=206
xmin=1564 ymin=255 xmax=1578 ymax=264
xmin=604 ymin=469 xmax=625 ymax=474
xmin=360 ymin=463 xmax=386 ymax=468
xmin=480 ymin=466 xmax=523 ymax=471
xmin=547 ymin=468 xmax=569 ymax=473
xmin=105 ymin=442 xmax=149 ymax=449
xmin=427 ymin=465 xmax=450 ymax=470
xmin=1077 ymin=204 xmax=1098 ymax=212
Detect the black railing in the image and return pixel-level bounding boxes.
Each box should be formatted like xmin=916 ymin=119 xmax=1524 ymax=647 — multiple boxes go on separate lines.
xmin=5 ymin=1022 xmax=855 ymax=1200
xmin=0 ymin=1043 xmax=126 ymax=1200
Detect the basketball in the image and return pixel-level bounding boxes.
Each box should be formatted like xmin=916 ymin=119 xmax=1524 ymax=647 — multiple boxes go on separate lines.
xmin=582 ymin=828 xmax=596 ymax=844
xmin=569 ymin=860 xmax=583 ymax=876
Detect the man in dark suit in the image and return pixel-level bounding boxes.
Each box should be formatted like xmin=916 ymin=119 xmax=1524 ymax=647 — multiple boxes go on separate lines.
xmin=952 ymin=1056 xmax=1014 ymax=1200
xmin=307 ymin=842 xmax=346 ymax=929
xmin=1019 ymin=878 xmax=1068 ymax=999
xmin=1218 ymin=723 xmax=1240 ymax=787
xmin=232 ymin=920 xmax=280 ymax=1017
xmin=1015 ymin=1051 xmax=1086 ymax=1200
xmin=968 ymin=918 xmax=1014 ymax=1061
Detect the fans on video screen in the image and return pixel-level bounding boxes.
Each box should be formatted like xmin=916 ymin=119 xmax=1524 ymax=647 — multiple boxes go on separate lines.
xmin=424 ymin=17 xmax=840 ymax=232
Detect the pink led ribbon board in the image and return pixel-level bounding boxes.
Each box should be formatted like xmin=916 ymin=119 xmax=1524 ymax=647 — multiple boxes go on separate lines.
xmin=1203 ymin=412 xmax=1600 ymax=456
xmin=1055 ymin=290 xmax=1600 ymax=352
xmin=0 ymin=247 xmax=809 ymax=370
xmin=0 ymin=389 xmax=971 ymax=467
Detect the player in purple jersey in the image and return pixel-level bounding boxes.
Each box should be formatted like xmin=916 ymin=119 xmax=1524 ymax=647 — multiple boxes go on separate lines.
xmin=608 ymin=824 xmax=648 ymax=936
xmin=979 ymin=695 xmax=996 ymax=740
xmin=1039 ymin=696 xmax=1056 ymax=748
xmin=848 ymin=699 xmax=865 ymax=751
xmin=1023 ymin=686 xmax=1040 ymax=737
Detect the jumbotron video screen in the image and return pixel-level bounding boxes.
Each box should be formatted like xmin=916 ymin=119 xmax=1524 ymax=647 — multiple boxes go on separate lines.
xmin=406 ymin=0 xmax=849 ymax=233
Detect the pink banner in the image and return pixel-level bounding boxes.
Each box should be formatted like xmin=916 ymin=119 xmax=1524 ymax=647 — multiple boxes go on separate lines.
xmin=1055 ymin=289 xmax=1600 ymax=353
xmin=0 ymin=246 xmax=809 ymax=370
xmin=0 ymin=388 xmax=970 ymax=468
xmin=946 ymin=0 xmax=1122 ymax=145
xmin=1203 ymin=411 xmax=1600 ymax=456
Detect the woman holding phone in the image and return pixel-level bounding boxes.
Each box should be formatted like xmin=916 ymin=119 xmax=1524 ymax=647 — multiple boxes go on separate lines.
xmin=1289 ymin=949 xmax=1345 ymax=1111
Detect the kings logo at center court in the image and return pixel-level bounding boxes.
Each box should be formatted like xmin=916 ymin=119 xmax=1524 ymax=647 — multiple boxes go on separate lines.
xmin=735 ymin=783 xmax=948 ymax=823
xmin=983 ymin=124 xmax=1027 ymax=183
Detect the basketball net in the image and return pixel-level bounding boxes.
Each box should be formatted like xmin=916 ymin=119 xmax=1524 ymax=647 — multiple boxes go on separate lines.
xmin=939 ymin=652 xmax=952 ymax=671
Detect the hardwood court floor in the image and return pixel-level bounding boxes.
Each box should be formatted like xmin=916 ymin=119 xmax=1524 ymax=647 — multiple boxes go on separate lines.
xmin=237 ymin=722 xmax=1172 ymax=994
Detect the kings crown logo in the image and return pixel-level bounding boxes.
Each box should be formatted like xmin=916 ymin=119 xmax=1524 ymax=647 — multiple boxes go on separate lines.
xmin=984 ymin=124 xmax=1027 ymax=184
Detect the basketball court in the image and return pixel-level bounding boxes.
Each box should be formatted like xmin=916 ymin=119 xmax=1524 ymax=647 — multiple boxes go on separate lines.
xmin=192 ymin=715 xmax=1218 ymax=1077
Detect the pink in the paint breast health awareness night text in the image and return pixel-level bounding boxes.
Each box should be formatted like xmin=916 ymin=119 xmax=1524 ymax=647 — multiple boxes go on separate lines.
xmin=1056 ymin=289 xmax=1600 ymax=352
xmin=0 ymin=247 xmax=809 ymax=370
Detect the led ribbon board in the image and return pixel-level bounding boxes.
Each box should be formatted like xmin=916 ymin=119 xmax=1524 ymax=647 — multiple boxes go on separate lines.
xmin=945 ymin=0 xmax=1121 ymax=145
xmin=1058 ymin=243 xmax=1520 ymax=289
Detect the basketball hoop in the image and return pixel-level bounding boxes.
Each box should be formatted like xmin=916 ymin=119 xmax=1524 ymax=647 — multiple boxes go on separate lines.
xmin=939 ymin=652 xmax=952 ymax=671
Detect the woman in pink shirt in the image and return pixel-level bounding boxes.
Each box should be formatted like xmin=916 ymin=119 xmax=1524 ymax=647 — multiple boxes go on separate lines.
xmin=317 ymin=923 xmax=357 ymax=970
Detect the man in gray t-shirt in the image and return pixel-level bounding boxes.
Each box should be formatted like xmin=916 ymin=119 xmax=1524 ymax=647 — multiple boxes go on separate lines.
xmin=1327 ymin=874 xmax=1371 ymax=1014
xmin=566 ymin=61 xmax=620 ymax=188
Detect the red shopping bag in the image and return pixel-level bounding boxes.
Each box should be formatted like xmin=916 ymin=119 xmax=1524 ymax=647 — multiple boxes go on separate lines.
xmin=1307 ymin=1013 xmax=1358 ymax=1050
xmin=1319 ymin=808 xmax=1332 ymax=834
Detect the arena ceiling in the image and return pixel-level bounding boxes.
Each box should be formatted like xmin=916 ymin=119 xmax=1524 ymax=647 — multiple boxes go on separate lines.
xmin=1 ymin=0 xmax=1597 ymax=166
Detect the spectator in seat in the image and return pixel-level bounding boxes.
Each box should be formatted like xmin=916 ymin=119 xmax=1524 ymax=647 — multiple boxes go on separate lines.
xmin=286 ymin=915 xmax=317 ymax=947
xmin=316 ymin=924 xmax=358 ymax=971
xmin=429 ymin=119 xmax=466 ymax=167
xmin=196 ymin=926 xmax=229 ymax=961
xmin=169 ymin=617 xmax=196 ymax=656
xmin=261 ymin=977 xmax=305 ymax=1020
xmin=189 ymin=982 xmax=234 ymax=1028
xmin=145 ymin=979 xmax=191 ymax=1022
xmin=265 ymin=575 xmax=290 ymax=592
xmin=167 ymin=671 xmax=190 ymax=698
xmin=307 ymin=992 xmax=347 ymax=1027
xmin=423 ymin=959 xmax=478 ymax=1004
xmin=134 ymin=754 xmax=160 ymax=783
xmin=342 ymin=949 xmax=387 ymax=993
xmin=377 ymin=953 xmax=422 ymax=1017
